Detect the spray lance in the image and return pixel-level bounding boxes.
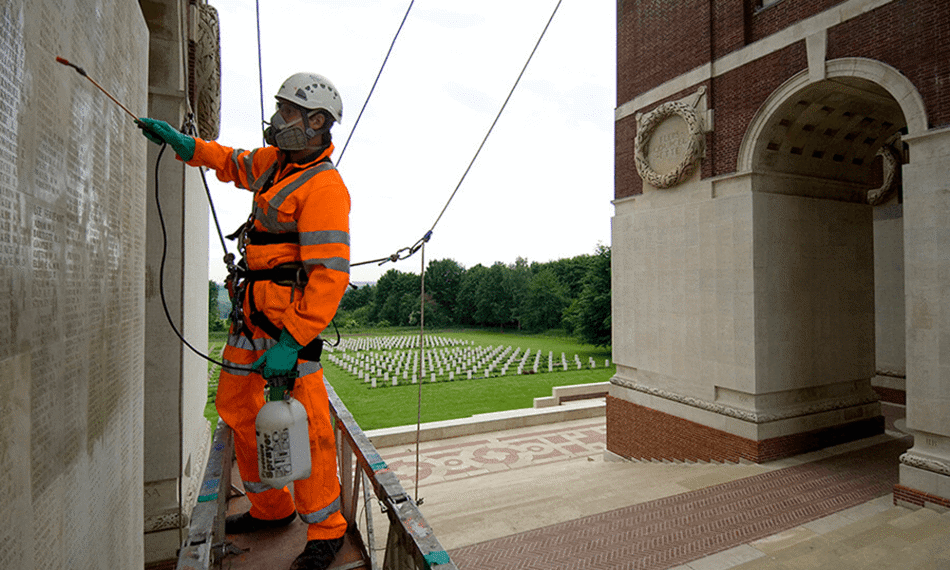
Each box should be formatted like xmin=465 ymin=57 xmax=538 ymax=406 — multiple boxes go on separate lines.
xmin=56 ymin=55 xmax=311 ymax=491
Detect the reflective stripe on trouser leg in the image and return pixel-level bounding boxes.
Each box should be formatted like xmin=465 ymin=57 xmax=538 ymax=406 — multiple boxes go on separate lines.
xmin=299 ymin=496 xmax=342 ymax=525
xmin=289 ymin=365 xmax=348 ymax=541
xmin=216 ymin=325 xmax=295 ymax=520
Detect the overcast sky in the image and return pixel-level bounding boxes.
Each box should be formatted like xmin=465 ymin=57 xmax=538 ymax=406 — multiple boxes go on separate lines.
xmin=203 ymin=0 xmax=616 ymax=283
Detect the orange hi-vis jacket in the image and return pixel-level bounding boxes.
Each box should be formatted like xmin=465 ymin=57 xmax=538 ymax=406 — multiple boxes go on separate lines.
xmin=187 ymin=140 xmax=350 ymax=345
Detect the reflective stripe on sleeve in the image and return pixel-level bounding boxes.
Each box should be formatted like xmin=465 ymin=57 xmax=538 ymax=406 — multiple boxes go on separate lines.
xmin=243 ymin=480 xmax=271 ymax=494
xmin=299 ymin=496 xmax=341 ymax=525
xmin=242 ymin=149 xmax=258 ymax=185
xmin=229 ymin=149 xmax=247 ymax=189
xmin=298 ymin=360 xmax=323 ymax=377
xmin=299 ymin=230 xmax=349 ymax=247
xmin=250 ymin=161 xmax=277 ymax=192
xmin=222 ymin=359 xmax=255 ymax=376
xmin=302 ymin=257 xmax=349 ymax=274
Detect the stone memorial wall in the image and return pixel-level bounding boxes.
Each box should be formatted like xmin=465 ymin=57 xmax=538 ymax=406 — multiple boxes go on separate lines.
xmin=0 ymin=1 xmax=148 ymax=567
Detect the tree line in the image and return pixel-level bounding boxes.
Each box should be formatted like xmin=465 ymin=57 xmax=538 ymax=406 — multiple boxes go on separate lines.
xmin=337 ymin=245 xmax=611 ymax=346
xmin=209 ymin=245 xmax=611 ymax=346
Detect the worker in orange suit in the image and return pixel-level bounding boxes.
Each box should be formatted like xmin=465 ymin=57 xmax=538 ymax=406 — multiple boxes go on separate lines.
xmin=139 ymin=72 xmax=350 ymax=570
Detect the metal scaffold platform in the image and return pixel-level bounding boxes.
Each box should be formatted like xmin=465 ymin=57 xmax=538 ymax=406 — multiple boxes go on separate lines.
xmin=176 ymin=379 xmax=456 ymax=570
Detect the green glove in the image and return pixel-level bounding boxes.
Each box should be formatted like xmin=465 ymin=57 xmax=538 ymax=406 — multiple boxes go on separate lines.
xmin=136 ymin=117 xmax=196 ymax=161
xmin=253 ymin=329 xmax=303 ymax=379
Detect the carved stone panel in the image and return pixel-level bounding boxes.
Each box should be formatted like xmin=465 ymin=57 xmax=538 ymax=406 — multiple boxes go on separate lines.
xmin=634 ymin=88 xmax=706 ymax=189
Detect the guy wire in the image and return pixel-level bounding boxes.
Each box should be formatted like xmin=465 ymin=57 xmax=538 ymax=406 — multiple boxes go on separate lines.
xmin=256 ymin=0 xmax=266 ymax=146
xmin=351 ymin=0 xmax=563 ymax=268
xmin=415 ymin=241 xmax=426 ymax=503
xmin=337 ymin=0 xmax=416 ymax=167
xmin=427 ymin=0 xmax=562 ymax=236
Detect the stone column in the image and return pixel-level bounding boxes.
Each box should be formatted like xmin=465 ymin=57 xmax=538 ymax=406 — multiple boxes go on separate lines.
xmin=141 ymin=0 xmax=212 ymax=563
xmin=895 ymin=125 xmax=950 ymax=510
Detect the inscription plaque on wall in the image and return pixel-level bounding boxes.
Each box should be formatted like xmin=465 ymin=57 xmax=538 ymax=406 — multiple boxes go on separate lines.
xmin=0 ymin=1 xmax=148 ymax=568
xmin=646 ymin=116 xmax=692 ymax=176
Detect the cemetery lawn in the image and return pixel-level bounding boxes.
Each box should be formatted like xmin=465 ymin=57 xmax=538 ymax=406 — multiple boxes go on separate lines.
xmin=323 ymin=330 xmax=614 ymax=431
xmin=204 ymin=329 xmax=614 ymax=432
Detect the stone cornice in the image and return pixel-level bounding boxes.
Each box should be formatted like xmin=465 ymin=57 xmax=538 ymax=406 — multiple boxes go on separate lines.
xmin=610 ymin=377 xmax=880 ymax=424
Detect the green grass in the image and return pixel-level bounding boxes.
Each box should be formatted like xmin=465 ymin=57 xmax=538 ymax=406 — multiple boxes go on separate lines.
xmin=204 ymin=331 xmax=228 ymax=426
xmin=203 ymin=329 xmax=614 ymax=431
xmin=323 ymin=329 xmax=613 ymax=430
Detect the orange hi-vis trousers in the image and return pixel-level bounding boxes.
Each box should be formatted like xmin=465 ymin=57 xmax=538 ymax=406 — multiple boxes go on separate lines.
xmin=216 ymin=325 xmax=347 ymax=542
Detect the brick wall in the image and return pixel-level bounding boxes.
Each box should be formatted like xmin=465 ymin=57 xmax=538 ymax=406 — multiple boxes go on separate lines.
xmin=617 ymin=0 xmax=711 ymax=105
xmin=827 ymin=0 xmax=950 ymax=128
xmin=607 ymin=396 xmax=885 ymax=463
xmin=713 ymin=0 xmax=748 ymax=58
xmin=615 ymin=1 xmax=950 ymax=199
xmin=709 ymin=41 xmax=807 ymax=177
xmin=894 ymin=484 xmax=950 ymax=509
xmin=750 ymin=0 xmax=844 ymax=42
xmin=615 ymin=115 xmax=638 ymax=200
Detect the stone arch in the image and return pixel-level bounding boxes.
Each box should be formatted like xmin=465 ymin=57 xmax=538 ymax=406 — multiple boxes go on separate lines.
xmin=737 ymin=58 xmax=926 ymax=174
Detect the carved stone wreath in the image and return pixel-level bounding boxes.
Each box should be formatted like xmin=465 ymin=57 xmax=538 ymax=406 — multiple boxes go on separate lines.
xmin=867 ymin=133 xmax=902 ymax=206
xmin=192 ymin=3 xmax=222 ymax=141
xmin=634 ymin=100 xmax=705 ymax=189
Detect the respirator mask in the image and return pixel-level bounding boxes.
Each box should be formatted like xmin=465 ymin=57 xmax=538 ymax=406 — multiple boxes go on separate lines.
xmin=263 ymin=105 xmax=316 ymax=152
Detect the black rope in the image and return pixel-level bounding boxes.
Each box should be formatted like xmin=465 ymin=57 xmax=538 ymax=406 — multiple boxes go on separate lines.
xmin=351 ymin=0 xmax=563 ymax=269
xmin=337 ymin=0 xmax=416 ymax=167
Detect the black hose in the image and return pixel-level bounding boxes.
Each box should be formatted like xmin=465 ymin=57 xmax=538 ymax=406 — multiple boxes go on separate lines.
xmin=152 ymin=142 xmax=256 ymax=373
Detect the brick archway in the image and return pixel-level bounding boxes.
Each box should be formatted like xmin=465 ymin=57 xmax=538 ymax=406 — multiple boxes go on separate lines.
xmin=737 ymin=58 xmax=926 ymax=174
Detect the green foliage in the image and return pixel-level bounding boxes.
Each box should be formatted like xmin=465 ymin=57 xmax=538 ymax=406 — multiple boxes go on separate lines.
xmin=208 ymin=281 xmax=227 ymax=332
xmin=425 ymin=258 xmax=464 ymax=317
xmin=521 ymin=268 xmax=567 ymax=332
xmin=337 ymin=246 xmax=611 ymax=343
xmin=454 ymin=263 xmax=486 ymax=325
xmin=569 ymin=244 xmax=612 ymax=347
xmin=474 ymin=262 xmax=511 ymax=327
xmin=340 ymin=283 xmax=375 ymax=312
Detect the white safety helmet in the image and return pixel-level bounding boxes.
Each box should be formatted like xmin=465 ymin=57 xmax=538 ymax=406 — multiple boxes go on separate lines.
xmin=275 ymin=72 xmax=343 ymax=124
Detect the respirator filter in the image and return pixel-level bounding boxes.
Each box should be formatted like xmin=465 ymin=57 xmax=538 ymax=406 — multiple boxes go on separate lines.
xmin=263 ymin=110 xmax=314 ymax=152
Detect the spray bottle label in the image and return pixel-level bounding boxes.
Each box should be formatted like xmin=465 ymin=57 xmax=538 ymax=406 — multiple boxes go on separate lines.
xmin=258 ymin=428 xmax=293 ymax=478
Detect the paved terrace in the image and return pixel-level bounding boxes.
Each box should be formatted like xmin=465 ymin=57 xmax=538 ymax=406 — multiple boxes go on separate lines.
xmin=220 ymin=400 xmax=950 ymax=569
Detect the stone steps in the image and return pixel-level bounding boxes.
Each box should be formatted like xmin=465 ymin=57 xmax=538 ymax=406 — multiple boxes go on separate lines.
xmin=619 ymin=455 xmax=755 ymax=466
xmin=722 ymin=504 xmax=950 ymax=569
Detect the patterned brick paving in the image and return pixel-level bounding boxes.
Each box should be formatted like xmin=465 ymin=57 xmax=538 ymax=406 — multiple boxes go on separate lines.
xmin=449 ymin=437 xmax=911 ymax=570
xmin=381 ymin=422 xmax=606 ymax=484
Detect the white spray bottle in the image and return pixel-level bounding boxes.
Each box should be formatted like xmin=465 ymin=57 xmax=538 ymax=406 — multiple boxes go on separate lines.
xmin=256 ymin=379 xmax=311 ymax=489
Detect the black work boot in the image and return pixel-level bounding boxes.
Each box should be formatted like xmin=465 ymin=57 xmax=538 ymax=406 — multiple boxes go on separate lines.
xmin=225 ymin=510 xmax=296 ymax=534
xmin=289 ymin=536 xmax=345 ymax=570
